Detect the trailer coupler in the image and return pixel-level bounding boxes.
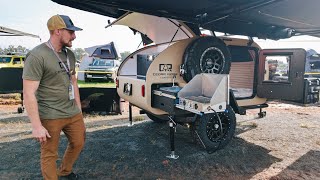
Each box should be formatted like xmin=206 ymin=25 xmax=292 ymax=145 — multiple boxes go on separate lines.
xmin=242 ymin=103 xmax=268 ymax=118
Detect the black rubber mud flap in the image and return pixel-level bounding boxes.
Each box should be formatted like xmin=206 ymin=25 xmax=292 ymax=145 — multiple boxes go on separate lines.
xmin=146 ymin=113 xmax=168 ymax=123
xmin=183 ymin=36 xmax=231 ymax=82
xmin=191 ymin=106 xmax=236 ymax=153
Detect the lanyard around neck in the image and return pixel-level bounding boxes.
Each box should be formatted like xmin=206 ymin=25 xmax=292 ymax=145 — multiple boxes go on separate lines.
xmin=47 ymin=40 xmax=71 ymax=78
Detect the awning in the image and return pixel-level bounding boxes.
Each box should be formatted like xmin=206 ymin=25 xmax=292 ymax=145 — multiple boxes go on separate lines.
xmin=52 ymin=0 xmax=320 ymax=40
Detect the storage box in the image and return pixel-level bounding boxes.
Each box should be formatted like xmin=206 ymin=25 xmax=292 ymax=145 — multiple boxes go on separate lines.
xmin=152 ymin=86 xmax=181 ymax=114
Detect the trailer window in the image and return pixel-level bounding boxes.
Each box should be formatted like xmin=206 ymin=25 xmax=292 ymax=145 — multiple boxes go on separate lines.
xmin=264 ymin=55 xmax=290 ymax=82
xmin=137 ymin=54 xmax=155 ymax=79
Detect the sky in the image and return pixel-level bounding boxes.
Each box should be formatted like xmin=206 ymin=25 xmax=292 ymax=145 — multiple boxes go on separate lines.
xmin=0 ymin=0 xmax=141 ymax=52
xmin=1 ymin=0 xmax=320 ymax=53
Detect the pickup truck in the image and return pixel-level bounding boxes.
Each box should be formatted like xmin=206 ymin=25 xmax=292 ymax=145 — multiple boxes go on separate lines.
xmin=84 ymin=58 xmax=120 ymax=82
xmin=82 ymin=42 xmax=121 ymax=82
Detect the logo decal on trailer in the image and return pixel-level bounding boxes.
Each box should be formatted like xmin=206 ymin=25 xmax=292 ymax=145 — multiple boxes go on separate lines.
xmin=159 ymin=64 xmax=172 ymax=71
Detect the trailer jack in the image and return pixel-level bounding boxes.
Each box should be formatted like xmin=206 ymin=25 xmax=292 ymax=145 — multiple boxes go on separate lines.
xmin=166 ymin=115 xmax=179 ymax=159
xmin=258 ymin=107 xmax=266 ymax=118
xmin=128 ymin=103 xmax=134 ymax=126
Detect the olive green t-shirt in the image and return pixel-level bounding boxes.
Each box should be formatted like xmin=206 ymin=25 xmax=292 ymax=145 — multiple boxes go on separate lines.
xmin=23 ymin=43 xmax=80 ymax=119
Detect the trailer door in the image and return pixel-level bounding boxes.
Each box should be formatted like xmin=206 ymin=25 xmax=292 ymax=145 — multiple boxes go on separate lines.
xmin=257 ymin=49 xmax=306 ymax=102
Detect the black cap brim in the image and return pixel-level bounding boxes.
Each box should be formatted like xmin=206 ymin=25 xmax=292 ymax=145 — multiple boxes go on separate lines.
xmin=65 ymin=26 xmax=83 ymax=31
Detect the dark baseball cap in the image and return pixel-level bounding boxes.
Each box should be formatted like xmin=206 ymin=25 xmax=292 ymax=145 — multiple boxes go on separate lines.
xmin=47 ymin=14 xmax=82 ymax=31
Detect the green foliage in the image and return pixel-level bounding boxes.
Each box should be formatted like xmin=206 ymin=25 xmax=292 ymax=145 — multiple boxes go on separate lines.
xmin=72 ymin=48 xmax=87 ymax=62
xmin=120 ymin=51 xmax=131 ymax=61
xmin=0 ymin=45 xmax=29 ymax=55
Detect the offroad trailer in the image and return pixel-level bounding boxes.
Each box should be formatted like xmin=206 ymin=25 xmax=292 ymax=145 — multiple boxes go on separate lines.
xmin=111 ymin=13 xmax=265 ymax=155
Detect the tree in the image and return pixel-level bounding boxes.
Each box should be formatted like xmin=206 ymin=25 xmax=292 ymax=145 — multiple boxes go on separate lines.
xmin=120 ymin=51 xmax=131 ymax=61
xmin=0 ymin=45 xmax=29 ymax=55
xmin=72 ymin=48 xmax=87 ymax=62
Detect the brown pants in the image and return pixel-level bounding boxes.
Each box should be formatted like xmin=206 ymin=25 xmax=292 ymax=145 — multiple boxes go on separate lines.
xmin=40 ymin=113 xmax=86 ymax=180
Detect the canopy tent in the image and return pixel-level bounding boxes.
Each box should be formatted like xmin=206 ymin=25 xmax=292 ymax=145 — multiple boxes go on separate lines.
xmin=0 ymin=26 xmax=40 ymax=39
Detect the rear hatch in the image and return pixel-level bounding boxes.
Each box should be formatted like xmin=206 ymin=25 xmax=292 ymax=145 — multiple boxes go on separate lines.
xmin=106 ymin=12 xmax=196 ymax=44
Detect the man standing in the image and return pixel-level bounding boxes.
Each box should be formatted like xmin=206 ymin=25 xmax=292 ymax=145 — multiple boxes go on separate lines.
xmin=23 ymin=15 xmax=85 ymax=180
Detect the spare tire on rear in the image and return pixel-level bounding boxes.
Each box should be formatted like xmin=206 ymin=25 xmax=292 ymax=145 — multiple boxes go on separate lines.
xmin=183 ymin=36 xmax=231 ymax=82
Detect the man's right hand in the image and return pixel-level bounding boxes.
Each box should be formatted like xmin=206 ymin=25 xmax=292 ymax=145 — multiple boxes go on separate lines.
xmin=24 ymin=79 xmax=50 ymax=143
xmin=32 ymin=126 xmax=51 ymax=143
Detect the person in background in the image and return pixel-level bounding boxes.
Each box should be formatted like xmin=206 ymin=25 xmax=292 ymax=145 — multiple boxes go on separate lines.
xmin=23 ymin=14 xmax=85 ymax=180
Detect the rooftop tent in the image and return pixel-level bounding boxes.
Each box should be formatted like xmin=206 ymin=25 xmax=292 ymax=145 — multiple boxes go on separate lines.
xmin=52 ymin=0 xmax=320 ymax=40
xmin=306 ymin=49 xmax=318 ymax=58
xmin=85 ymin=42 xmax=120 ymax=59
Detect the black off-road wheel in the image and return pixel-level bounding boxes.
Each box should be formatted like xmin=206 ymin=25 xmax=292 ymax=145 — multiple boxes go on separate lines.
xmin=191 ymin=106 xmax=236 ymax=153
xmin=146 ymin=113 xmax=168 ymax=123
xmin=183 ymin=36 xmax=231 ymax=82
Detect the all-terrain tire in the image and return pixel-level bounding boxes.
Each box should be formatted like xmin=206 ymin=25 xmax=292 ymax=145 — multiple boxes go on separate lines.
xmin=183 ymin=36 xmax=231 ymax=82
xmin=191 ymin=106 xmax=236 ymax=153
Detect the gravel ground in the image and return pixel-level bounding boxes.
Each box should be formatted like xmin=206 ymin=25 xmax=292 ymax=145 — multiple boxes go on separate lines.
xmin=0 ymin=101 xmax=320 ymax=180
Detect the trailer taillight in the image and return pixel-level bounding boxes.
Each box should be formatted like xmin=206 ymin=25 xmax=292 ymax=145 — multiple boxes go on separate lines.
xmin=141 ymin=85 xmax=145 ymax=97
xmin=116 ymin=78 xmax=119 ymax=88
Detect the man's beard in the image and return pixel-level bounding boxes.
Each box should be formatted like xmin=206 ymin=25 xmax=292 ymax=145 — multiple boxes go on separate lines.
xmin=64 ymin=41 xmax=72 ymax=48
xmin=61 ymin=39 xmax=73 ymax=48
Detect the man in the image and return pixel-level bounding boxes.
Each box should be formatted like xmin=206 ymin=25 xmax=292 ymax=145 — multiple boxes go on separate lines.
xmin=23 ymin=15 xmax=85 ymax=180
